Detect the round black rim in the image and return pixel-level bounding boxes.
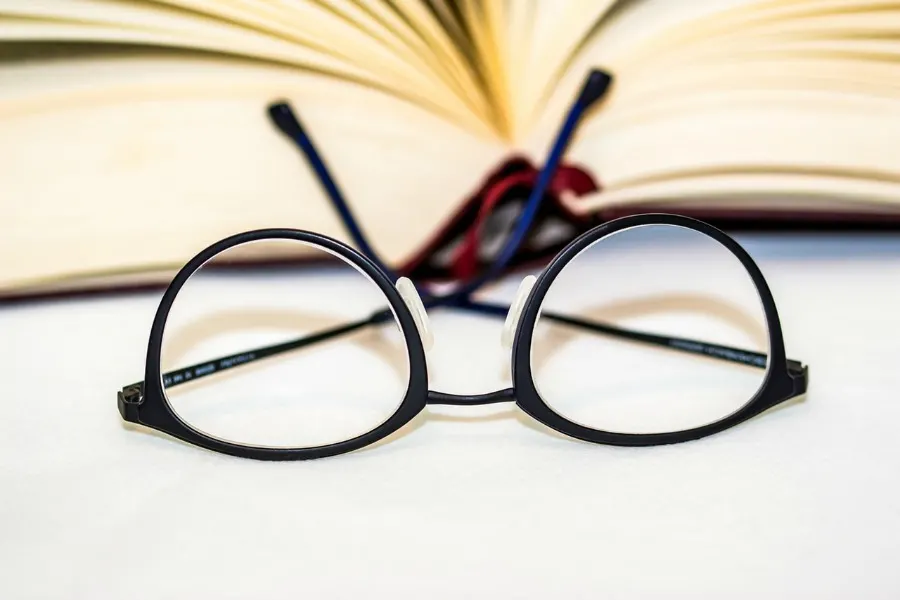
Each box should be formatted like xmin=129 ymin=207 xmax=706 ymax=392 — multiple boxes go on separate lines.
xmin=138 ymin=229 xmax=429 ymax=461
xmin=510 ymin=213 xmax=795 ymax=447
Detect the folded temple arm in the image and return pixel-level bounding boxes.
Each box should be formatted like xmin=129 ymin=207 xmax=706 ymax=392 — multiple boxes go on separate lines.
xmin=459 ymin=299 xmax=806 ymax=379
xmin=146 ymin=301 xmax=805 ymax=394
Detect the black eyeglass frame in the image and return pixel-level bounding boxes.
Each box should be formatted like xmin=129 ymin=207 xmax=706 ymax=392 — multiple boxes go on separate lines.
xmin=119 ymin=213 xmax=808 ymax=461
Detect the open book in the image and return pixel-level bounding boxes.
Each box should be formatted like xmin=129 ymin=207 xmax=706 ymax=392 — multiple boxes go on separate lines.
xmin=2 ymin=0 xmax=899 ymax=300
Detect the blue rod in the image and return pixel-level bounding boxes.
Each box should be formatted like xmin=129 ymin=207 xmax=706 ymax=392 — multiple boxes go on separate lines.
xmin=267 ymin=68 xmax=611 ymax=302
xmin=267 ymin=102 xmax=394 ymax=278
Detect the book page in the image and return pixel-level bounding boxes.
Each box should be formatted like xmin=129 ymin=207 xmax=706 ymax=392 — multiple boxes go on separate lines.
xmin=509 ymin=0 xmax=621 ymax=139
xmin=0 ymin=0 xmax=493 ymax=135
xmin=529 ymin=0 xmax=900 ymax=215
xmin=565 ymin=91 xmax=900 ymax=214
xmin=0 ymin=53 xmax=508 ymax=291
xmin=522 ymin=0 xmax=762 ymax=152
xmin=154 ymin=0 xmax=487 ymax=117
xmin=565 ymin=174 xmax=900 ymax=217
xmin=342 ymin=0 xmax=492 ymax=119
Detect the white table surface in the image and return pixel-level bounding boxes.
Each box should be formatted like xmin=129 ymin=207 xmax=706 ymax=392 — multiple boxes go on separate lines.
xmin=3 ymin=232 xmax=900 ymax=599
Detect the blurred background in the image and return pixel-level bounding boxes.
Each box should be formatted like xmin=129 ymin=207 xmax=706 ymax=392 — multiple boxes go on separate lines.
xmin=2 ymin=0 xmax=899 ymax=302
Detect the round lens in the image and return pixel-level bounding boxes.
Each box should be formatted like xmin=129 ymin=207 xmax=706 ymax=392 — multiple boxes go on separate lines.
xmin=159 ymin=238 xmax=410 ymax=448
xmin=530 ymin=223 xmax=769 ymax=435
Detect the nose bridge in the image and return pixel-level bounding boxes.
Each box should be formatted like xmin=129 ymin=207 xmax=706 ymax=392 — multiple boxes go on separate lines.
xmin=427 ymin=388 xmax=516 ymax=406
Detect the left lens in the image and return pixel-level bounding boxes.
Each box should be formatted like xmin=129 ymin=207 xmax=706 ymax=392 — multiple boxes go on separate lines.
xmin=159 ymin=238 xmax=411 ymax=449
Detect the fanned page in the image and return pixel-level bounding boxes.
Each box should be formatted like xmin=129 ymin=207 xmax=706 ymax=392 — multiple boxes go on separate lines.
xmin=0 ymin=0 xmax=516 ymax=293
xmin=542 ymin=0 xmax=900 ymax=217
xmin=0 ymin=0 xmax=490 ymax=131
xmin=3 ymin=0 xmax=900 ymax=296
xmin=0 ymin=53 xmax=508 ymax=292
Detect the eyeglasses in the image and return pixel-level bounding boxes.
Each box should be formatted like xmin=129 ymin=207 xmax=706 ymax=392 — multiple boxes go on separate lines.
xmin=117 ymin=70 xmax=808 ymax=460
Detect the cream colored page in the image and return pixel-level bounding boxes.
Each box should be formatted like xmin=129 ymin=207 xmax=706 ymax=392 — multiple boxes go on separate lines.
xmin=0 ymin=1 xmax=371 ymax=79
xmin=383 ymin=0 xmax=507 ymax=133
xmin=564 ymin=93 xmax=900 ymax=213
xmin=608 ymin=4 xmax=900 ymax=84
xmin=523 ymin=0 xmax=838 ymax=146
xmin=590 ymin=12 xmax=900 ymax=120
xmin=0 ymin=55 xmax=507 ymax=289
xmin=0 ymin=0 xmax=487 ymax=133
xmin=502 ymin=0 xmax=535 ymax=138
xmin=454 ymin=0 xmax=512 ymax=137
xmin=512 ymin=0 xmax=624 ymax=138
xmin=742 ymin=10 xmax=900 ymax=34
xmin=548 ymin=0 xmax=899 ymax=152
xmin=349 ymin=0 xmax=485 ymax=98
xmin=641 ymin=0 xmax=900 ymax=44
xmin=566 ymin=176 xmax=900 ymax=213
xmin=524 ymin=0 xmax=900 ymax=212
xmin=522 ymin=0 xmax=764 ymax=152
xmin=589 ymin=0 xmax=900 ymax=73
xmin=0 ymin=0 xmax=417 ymax=77
xmin=325 ymin=0 xmax=490 ymax=116
xmin=0 ymin=20 xmax=361 ymax=79
xmin=151 ymin=0 xmax=473 ymax=110
xmin=574 ymin=0 xmax=900 ymax=129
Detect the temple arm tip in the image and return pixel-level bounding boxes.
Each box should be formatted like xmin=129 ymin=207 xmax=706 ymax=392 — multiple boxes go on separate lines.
xmin=117 ymin=382 xmax=143 ymax=423
xmin=579 ymin=69 xmax=614 ymax=107
xmin=787 ymin=360 xmax=809 ymax=398
xmin=266 ymin=100 xmax=303 ymax=137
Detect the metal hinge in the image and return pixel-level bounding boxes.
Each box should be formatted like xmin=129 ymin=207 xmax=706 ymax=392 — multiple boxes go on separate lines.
xmin=117 ymin=383 xmax=144 ymax=422
xmin=119 ymin=383 xmax=144 ymax=405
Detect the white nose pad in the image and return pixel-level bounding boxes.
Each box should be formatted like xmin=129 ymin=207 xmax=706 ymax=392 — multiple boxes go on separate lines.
xmin=395 ymin=277 xmax=434 ymax=351
xmin=501 ymin=275 xmax=537 ymax=350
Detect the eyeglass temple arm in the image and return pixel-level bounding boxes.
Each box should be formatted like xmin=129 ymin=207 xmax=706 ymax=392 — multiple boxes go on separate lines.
xmin=448 ymin=69 xmax=612 ymax=299
xmin=267 ymin=102 xmax=395 ymax=278
xmin=135 ymin=309 xmax=393 ymax=393
xmin=266 ymin=69 xmax=612 ymax=300
xmin=457 ymin=299 xmax=806 ymax=381
xmin=138 ymin=300 xmax=805 ymax=398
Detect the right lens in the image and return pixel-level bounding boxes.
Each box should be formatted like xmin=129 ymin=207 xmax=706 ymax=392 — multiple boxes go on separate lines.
xmin=530 ymin=223 xmax=770 ymax=435
xmin=159 ymin=238 xmax=411 ymax=449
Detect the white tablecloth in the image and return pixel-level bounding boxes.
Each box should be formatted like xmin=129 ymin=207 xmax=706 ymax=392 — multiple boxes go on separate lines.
xmin=3 ymin=232 xmax=900 ymax=599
